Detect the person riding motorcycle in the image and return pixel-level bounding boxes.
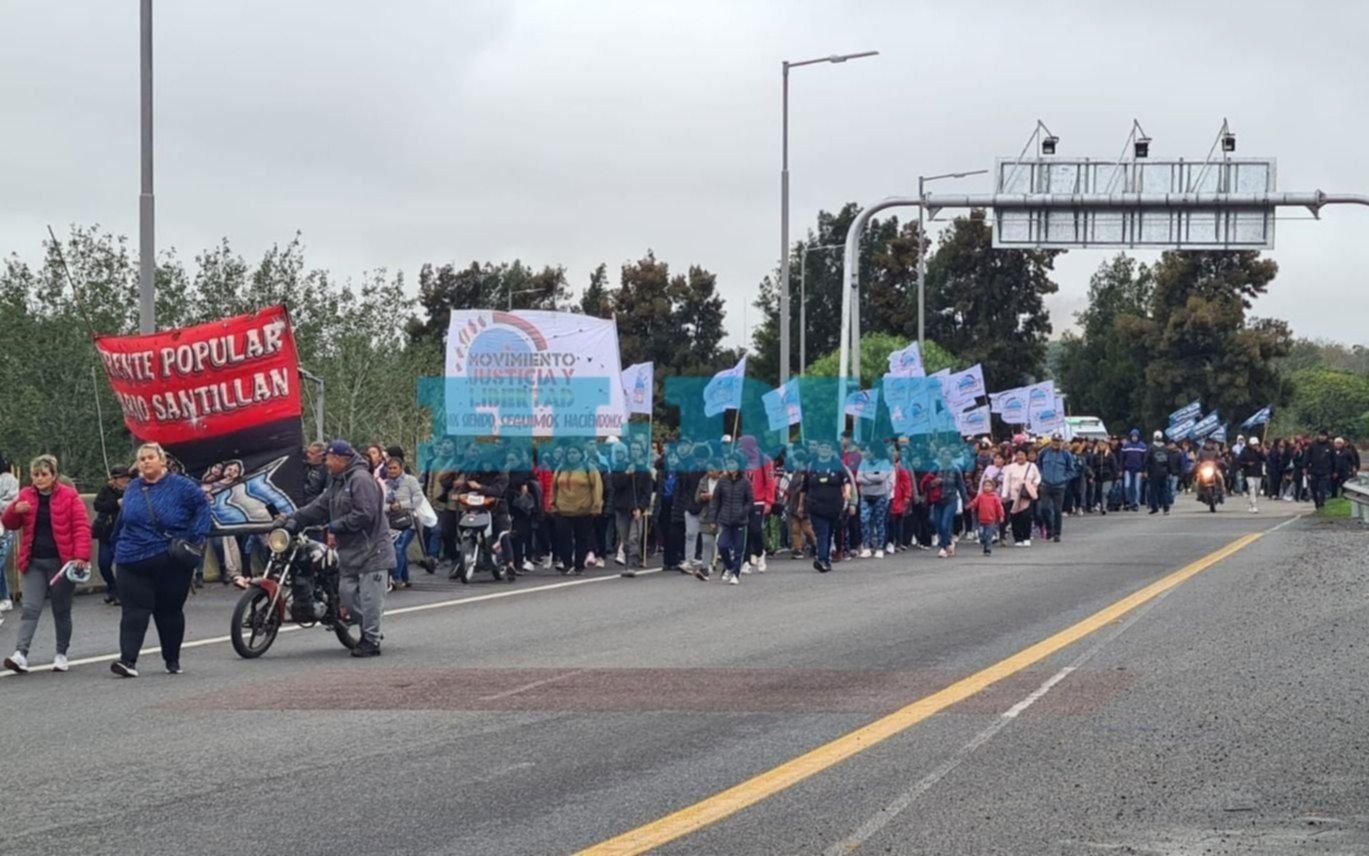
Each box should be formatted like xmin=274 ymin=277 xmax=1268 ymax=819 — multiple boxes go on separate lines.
xmin=456 ymin=446 xmax=512 ymax=575
xmin=280 ymin=440 xmax=391 ymax=658
xmin=1196 ymin=437 xmax=1226 ymax=503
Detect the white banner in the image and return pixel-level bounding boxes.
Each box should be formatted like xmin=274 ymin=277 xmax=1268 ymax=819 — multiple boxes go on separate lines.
xmin=1026 ymin=381 xmax=1056 ymax=421
xmin=620 ymin=362 xmax=654 ymax=416
xmin=956 ymin=403 xmax=991 ymax=437
xmin=444 ymin=310 xmax=627 ymax=437
xmin=887 ymin=342 xmax=925 ymax=378
xmin=1029 ymin=394 xmax=1066 ymax=434
xmin=989 ymin=386 xmax=1029 ymax=424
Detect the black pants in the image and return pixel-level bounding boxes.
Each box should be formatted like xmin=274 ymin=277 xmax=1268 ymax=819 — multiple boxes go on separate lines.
xmin=439 ymin=509 xmax=460 ymax=562
xmin=509 ymin=513 xmax=533 ymax=568
xmin=665 ymin=518 xmax=685 ymax=569
xmin=118 ymin=554 xmax=194 ymax=667
xmin=555 ymin=515 xmax=594 ymax=570
xmin=1010 ymin=507 xmax=1034 ymax=543
xmin=746 ymin=505 xmax=765 ymax=562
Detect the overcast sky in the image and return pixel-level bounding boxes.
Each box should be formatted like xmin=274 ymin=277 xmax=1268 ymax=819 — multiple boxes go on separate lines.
xmin=3 ymin=0 xmax=1367 ymax=349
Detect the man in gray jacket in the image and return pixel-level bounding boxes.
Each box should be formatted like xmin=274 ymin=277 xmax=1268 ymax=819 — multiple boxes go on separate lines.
xmin=287 ymin=440 xmax=392 ymax=657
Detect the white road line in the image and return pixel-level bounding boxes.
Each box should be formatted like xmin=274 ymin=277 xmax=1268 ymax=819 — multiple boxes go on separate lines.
xmin=478 ymin=668 xmax=587 ymax=702
xmin=821 ymin=513 xmax=1303 ymax=856
xmin=0 ymin=570 xmax=662 ymax=678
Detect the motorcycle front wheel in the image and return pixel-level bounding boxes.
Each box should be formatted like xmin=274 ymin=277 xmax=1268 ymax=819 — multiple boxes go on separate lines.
xmin=231 ymin=588 xmax=282 ymax=659
xmin=459 ymin=539 xmax=479 ymax=584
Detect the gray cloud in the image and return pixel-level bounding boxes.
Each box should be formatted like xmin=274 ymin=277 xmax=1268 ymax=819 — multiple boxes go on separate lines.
xmin=3 ymin=0 xmax=1366 ymax=347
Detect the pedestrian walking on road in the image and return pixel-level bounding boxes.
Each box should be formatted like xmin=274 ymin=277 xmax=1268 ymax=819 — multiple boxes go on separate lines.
xmin=856 ymin=447 xmax=893 ymax=559
xmin=967 ymin=478 xmax=1006 ymax=555
xmin=1144 ymin=432 xmax=1178 ymax=515
xmin=999 ymin=449 xmax=1040 ymax=548
xmin=1036 ymin=433 xmax=1077 ymax=543
xmin=109 ymin=443 xmax=212 ymax=677
xmin=710 ymin=454 xmax=754 ymax=585
xmin=1120 ymin=429 xmax=1147 ymax=511
xmin=287 ymin=440 xmax=392 ymax=658
xmin=691 ymin=461 xmax=722 ymax=579
xmin=383 ymin=455 xmax=424 ymax=589
xmin=92 ymin=466 xmax=133 ymax=605
xmin=551 ymin=445 xmax=603 ymax=575
xmin=799 ymin=439 xmax=850 ymax=573
xmin=922 ymin=448 xmax=967 ymax=558
xmin=1239 ymin=437 xmax=1267 ymax=513
xmin=1 ymin=455 xmax=92 ymax=674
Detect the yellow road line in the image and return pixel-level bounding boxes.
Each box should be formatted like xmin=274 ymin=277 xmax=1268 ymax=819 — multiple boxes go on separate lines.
xmin=577 ymin=530 xmax=1265 ymax=855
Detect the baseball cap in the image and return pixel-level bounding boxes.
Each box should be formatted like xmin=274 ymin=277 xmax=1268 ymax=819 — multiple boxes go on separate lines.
xmin=326 ymin=440 xmax=357 ymax=458
xmin=1153 ymin=430 xmax=1164 ymax=440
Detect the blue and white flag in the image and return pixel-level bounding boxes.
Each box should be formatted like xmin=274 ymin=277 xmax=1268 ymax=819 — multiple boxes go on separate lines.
xmin=620 ymin=362 xmax=654 ymax=416
xmin=884 ymin=375 xmax=933 ymax=435
xmin=990 ymin=386 xmax=1030 ymax=425
xmin=1211 ymin=426 xmax=1228 ymax=445
xmin=761 ymin=379 xmax=803 ymax=432
xmin=1030 ymin=394 xmax=1066 ymax=435
xmin=703 ymin=355 xmax=747 ymax=417
xmin=1168 ymin=400 xmax=1202 ymax=427
xmin=843 ymin=387 xmax=880 ymax=421
xmin=887 ymin=342 xmax=925 ymax=378
xmin=1166 ymin=419 xmax=1196 ymax=441
xmin=956 ymin=403 xmax=991 ymax=437
xmin=944 ymin=364 xmax=986 ymax=408
xmin=1240 ymin=406 xmax=1272 ymax=430
xmin=1190 ymin=411 xmax=1222 ymax=439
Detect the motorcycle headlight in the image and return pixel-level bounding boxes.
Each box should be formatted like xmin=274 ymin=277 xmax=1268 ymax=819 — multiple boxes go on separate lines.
xmin=267 ymin=528 xmax=292 ymax=554
xmin=1199 ymin=463 xmax=1215 ymax=478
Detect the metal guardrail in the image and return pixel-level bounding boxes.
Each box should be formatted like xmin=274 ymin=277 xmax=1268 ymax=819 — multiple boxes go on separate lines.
xmin=1343 ymin=475 xmax=1369 ymax=523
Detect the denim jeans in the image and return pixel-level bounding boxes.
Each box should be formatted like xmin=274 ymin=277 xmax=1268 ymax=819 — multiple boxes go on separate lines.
xmin=391 ymin=528 xmax=415 ymax=583
xmin=1123 ymin=471 xmax=1142 ymax=508
xmin=979 ymin=524 xmax=996 ymax=553
xmin=717 ymin=524 xmax=746 ymax=575
xmin=934 ymin=501 xmax=957 ymax=550
xmin=0 ymin=532 xmax=13 ymax=601
xmin=1148 ymin=477 xmax=1172 ymax=512
xmin=860 ymin=495 xmax=890 ymax=551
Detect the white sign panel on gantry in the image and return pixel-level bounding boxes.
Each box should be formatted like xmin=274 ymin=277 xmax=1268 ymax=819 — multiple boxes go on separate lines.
xmin=991 ymin=158 xmax=1277 ymax=250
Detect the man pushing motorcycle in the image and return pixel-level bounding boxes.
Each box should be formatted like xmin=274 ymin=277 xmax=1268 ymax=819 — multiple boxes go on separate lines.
xmin=279 ymin=440 xmax=392 ymax=658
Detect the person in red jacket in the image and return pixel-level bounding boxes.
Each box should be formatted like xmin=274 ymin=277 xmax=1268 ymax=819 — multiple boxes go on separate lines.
xmin=888 ymin=449 xmax=915 ymax=554
xmin=1 ymin=454 xmax=91 ymax=674
xmin=967 ymin=478 xmax=1006 ymax=556
xmin=737 ymin=436 xmax=775 ymax=573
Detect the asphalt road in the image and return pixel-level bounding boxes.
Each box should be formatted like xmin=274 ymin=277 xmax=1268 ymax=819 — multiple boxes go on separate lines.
xmin=4 ymin=499 xmax=1367 ymax=856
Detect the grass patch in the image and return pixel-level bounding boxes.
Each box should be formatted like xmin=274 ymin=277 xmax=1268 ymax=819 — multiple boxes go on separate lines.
xmin=1320 ymin=497 xmax=1352 ymax=518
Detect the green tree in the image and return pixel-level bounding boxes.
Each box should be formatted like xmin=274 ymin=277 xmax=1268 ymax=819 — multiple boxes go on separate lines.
xmin=924 ymin=214 xmax=1060 ymax=390
xmin=805 ymin=332 xmax=957 ymax=389
xmin=1284 ymin=368 xmax=1369 ymax=440
xmin=579 ymin=262 xmax=611 ymax=317
xmin=1055 ymin=254 xmax=1154 ymax=428
xmin=407 ymin=260 xmax=570 ymax=345
xmin=1121 ymin=251 xmax=1292 ymax=428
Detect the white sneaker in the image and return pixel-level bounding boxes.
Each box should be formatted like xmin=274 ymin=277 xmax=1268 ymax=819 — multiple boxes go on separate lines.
xmin=875 ymin=550 xmax=885 ymax=559
xmin=541 ymin=556 xmax=553 ymax=570
xmin=728 ymin=573 xmax=740 ymax=585
xmin=757 ymin=555 xmax=767 ymax=573
xmin=885 ymin=542 xmax=895 ymax=554
xmin=614 ymin=548 xmax=626 ymax=566
xmin=4 ymin=651 xmax=29 ymax=674
xmin=859 ymin=548 xmax=872 ymax=559
xmin=740 ymin=561 xmax=753 ymax=575
xmin=53 ymin=654 xmax=69 ymax=673
xmin=522 ymin=560 xmax=535 ymax=572
xmin=1022 ymin=539 xmax=1032 ymax=547
xmin=0 ymin=599 xmax=11 ymax=612
xmin=937 ymin=548 xmax=948 ymax=558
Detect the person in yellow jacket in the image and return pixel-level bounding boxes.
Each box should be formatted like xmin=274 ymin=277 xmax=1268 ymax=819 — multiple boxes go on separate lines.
xmin=551 ymin=445 xmax=603 ymax=575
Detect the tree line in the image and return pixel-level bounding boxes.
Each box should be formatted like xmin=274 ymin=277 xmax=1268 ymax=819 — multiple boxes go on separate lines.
xmin=1 ymin=210 xmax=1360 ymax=487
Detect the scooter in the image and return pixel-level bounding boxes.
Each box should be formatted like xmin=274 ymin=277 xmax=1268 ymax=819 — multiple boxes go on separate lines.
xmin=452 ymin=492 xmax=515 ymax=584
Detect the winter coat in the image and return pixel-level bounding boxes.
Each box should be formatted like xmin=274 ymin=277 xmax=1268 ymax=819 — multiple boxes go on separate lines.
xmin=112 ymin=473 xmax=211 ymax=566
xmin=800 ymin=461 xmax=849 ymax=520
xmin=1120 ymin=440 xmax=1148 ymax=473
xmin=967 ymin=490 xmax=1006 ymax=525
xmin=610 ymin=468 xmax=654 ymax=512
xmin=856 ymin=460 xmax=895 ymax=499
xmin=303 ymin=462 xmax=328 ymax=506
xmin=93 ymin=483 xmax=125 ymax=544
xmin=0 ymin=472 xmax=19 ymax=533
xmin=1095 ymin=451 xmax=1119 ymax=482
xmin=384 ymin=472 xmax=424 ymax=512
xmin=293 ymin=455 xmax=394 ymax=576
xmin=696 ymin=476 xmax=721 ymax=527
xmin=998 ymin=462 xmax=1041 ymax=515
xmin=1037 ymin=447 xmax=1078 ymax=487
xmin=1238 ymin=446 xmax=1267 ymax=479
xmin=1143 ymin=444 xmax=1177 ymax=480
xmin=710 ymin=473 xmax=754 ymax=527
xmin=1 ymin=482 xmax=92 ymax=572
xmin=1333 ymin=448 xmax=1358 ymax=481
xmin=892 ymin=466 xmax=915 ymax=516
xmin=1307 ymin=440 xmax=1335 ymax=476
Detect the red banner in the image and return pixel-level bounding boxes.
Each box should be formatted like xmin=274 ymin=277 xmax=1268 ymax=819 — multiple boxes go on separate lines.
xmin=94 ymin=305 xmax=301 ymax=446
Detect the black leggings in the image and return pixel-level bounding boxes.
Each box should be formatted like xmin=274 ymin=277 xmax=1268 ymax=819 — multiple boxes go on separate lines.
xmin=118 ymin=553 xmax=194 ymax=666
xmin=1010 ymin=508 xmax=1034 ymax=543
xmin=439 ymin=509 xmax=460 ymax=562
xmin=555 ymin=516 xmax=594 ymax=570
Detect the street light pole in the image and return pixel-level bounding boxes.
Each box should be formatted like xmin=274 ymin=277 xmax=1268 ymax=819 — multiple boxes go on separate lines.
xmin=780 ymin=50 xmax=878 ymax=387
xmin=138 ymin=0 xmax=155 ymax=334
xmin=799 ymin=243 xmax=843 ymax=376
xmin=915 ymin=169 xmax=988 ymax=351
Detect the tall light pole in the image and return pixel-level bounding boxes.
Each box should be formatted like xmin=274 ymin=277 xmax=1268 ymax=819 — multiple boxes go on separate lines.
xmin=138 ymin=0 xmax=155 ymax=334
xmin=799 ymin=242 xmax=843 ymax=376
xmin=780 ymin=50 xmax=878 ymax=386
xmin=915 ymin=169 xmax=987 ymax=350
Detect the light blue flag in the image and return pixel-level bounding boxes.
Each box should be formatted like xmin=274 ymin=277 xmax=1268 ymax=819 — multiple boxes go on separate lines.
xmin=844 ymin=388 xmax=880 ymax=421
xmin=1240 ymin=406 xmax=1272 ymax=430
xmin=1168 ymin=400 xmax=1202 ymax=426
xmin=703 ymin=355 xmax=747 ymax=417
xmin=1190 ymin=411 xmax=1222 ymax=439
xmin=762 ymin=379 xmax=803 ymax=432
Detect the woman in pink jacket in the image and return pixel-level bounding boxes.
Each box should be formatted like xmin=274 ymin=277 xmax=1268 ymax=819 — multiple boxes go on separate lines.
xmin=1 ymin=455 xmax=91 ymax=674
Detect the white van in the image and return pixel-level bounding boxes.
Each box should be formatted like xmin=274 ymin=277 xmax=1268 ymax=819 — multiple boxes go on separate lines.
xmin=1064 ymin=416 xmax=1110 ymax=441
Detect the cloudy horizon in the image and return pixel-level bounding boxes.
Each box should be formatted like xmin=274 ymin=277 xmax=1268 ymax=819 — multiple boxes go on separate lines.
xmin=3 ymin=0 xmax=1366 ymax=349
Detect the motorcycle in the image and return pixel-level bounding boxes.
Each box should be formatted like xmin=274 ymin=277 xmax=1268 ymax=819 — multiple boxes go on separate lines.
xmin=452 ymin=491 xmax=515 ymax=584
xmin=1195 ymin=460 xmax=1224 ymax=513
xmin=229 ymin=526 xmax=363 ymax=658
